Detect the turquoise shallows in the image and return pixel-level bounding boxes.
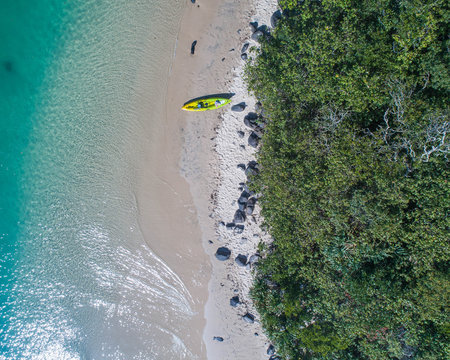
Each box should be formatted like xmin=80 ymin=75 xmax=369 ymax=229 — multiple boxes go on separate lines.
xmin=0 ymin=1 xmax=192 ymax=359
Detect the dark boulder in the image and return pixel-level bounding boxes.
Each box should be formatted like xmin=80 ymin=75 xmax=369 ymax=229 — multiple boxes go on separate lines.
xmin=241 ymin=43 xmax=249 ymax=53
xmin=267 ymin=344 xmax=275 ymax=355
xmin=241 ymin=53 xmax=248 ymax=61
xmin=235 ymin=254 xmax=248 ymax=266
xmin=213 ymin=336 xmax=224 ymax=342
xmin=238 ymin=191 xmax=250 ymax=204
xmin=215 ymin=247 xmax=231 ymax=261
xmin=245 ymin=161 xmax=260 ymax=177
xmin=270 ymin=10 xmax=282 ymax=28
xmin=242 ymin=313 xmax=255 ymax=323
xmin=237 ymin=163 xmax=246 ymax=170
xmin=248 ymin=132 xmax=260 ymax=147
xmin=250 ymin=21 xmax=258 ymax=32
xmin=226 ymin=222 xmax=235 ymax=230
xmin=257 ymin=25 xmax=269 ymax=34
xmin=251 ymin=30 xmax=264 ymax=42
xmin=238 ymin=201 xmax=246 ymax=211
xmin=230 ymin=296 xmax=240 ymax=307
xmin=231 ymin=102 xmax=246 ymax=112
xmin=243 ymin=112 xmax=259 ymax=129
xmin=246 ymin=197 xmax=256 ymax=215
xmin=233 ymin=209 xmax=246 ymax=224
xmin=237 ymin=130 xmax=245 ymax=138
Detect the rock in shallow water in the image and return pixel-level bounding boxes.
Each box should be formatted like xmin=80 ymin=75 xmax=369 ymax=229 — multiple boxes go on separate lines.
xmin=215 ymin=247 xmax=231 ymax=261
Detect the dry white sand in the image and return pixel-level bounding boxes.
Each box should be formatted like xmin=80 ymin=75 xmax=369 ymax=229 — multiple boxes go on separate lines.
xmin=164 ymin=0 xmax=279 ymax=358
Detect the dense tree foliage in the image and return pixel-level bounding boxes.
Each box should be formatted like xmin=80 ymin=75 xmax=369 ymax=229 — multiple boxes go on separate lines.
xmin=246 ymin=1 xmax=449 ymax=359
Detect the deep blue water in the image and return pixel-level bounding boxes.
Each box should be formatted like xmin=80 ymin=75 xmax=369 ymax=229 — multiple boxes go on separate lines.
xmin=0 ymin=1 xmax=193 ymax=359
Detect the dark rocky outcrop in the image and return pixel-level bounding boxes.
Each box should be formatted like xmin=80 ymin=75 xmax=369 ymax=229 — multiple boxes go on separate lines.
xmin=238 ymin=191 xmax=250 ymax=204
xmin=230 ymin=296 xmax=240 ymax=307
xmin=237 ymin=163 xmax=246 ymax=170
xmin=213 ymin=336 xmax=224 ymax=342
xmin=226 ymin=222 xmax=236 ymax=230
xmin=215 ymin=247 xmax=231 ymax=261
xmin=246 ymin=197 xmax=257 ymax=215
xmin=241 ymin=53 xmax=248 ymax=61
xmin=242 ymin=313 xmax=255 ymax=323
xmin=248 ymin=132 xmax=260 ymax=148
xmin=271 ymin=9 xmax=282 ymax=28
xmin=251 ymin=30 xmax=264 ymax=42
xmin=267 ymin=344 xmax=275 ymax=355
xmin=231 ymin=102 xmax=246 ymax=112
xmin=235 ymin=254 xmax=248 ymax=266
xmin=241 ymin=43 xmax=249 ymax=53
xmin=237 ymin=130 xmax=245 ymax=138
xmin=250 ymin=21 xmax=258 ymax=32
xmin=245 ymin=161 xmax=260 ymax=177
xmin=233 ymin=209 xmax=246 ymax=224
xmin=243 ymin=112 xmax=259 ymax=129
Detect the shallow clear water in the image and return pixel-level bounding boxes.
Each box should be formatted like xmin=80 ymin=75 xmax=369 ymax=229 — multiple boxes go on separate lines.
xmin=0 ymin=1 xmax=194 ymax=359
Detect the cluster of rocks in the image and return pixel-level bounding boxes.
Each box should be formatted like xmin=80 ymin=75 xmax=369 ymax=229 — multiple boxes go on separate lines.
xmin=239 ymin=10 xmax=283 ymax=62
xmin=211 ymin=11 xmax=283 ymax=360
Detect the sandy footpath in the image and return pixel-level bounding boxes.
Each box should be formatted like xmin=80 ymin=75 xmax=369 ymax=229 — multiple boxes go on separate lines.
xmin=165 ymin=0 xmax=279 ymax=358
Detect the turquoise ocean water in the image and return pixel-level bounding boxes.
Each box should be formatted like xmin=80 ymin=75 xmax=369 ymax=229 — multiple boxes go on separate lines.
xmin=0 ymin=1 xmax=194 ymax=359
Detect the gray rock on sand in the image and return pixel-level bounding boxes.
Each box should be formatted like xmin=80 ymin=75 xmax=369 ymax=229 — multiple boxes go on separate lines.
xmin=242 ymin=313 xmax=255 ymax=323
xmin=231 ymin=102 xmax=246 ymax=112
xmin=215 ymin=247 xmax=231 ymax=261
xmin=235 ymin=254 xmax=248 ymax=267
xmin=251 ymin=30 xmax=264 ymax=42
xmin=233 ymin=209 xmax=246 ymax=224
xmin=248 ymin=132 xmax=260 ymax=147
xmin=271 ymin=9 xmax=282 ymax=28
xmin=250 ymin=21 xmax=258 ymax=32
xmin=237 ymin=163 xmax=246 ymax=170
xmin=237 ymin=130 xmax=245 ymax=138
xmin=244 ymin=112 xmax=259 ymax=129
xmin=213 ymin=336 xmax=224 ymax=342
xmin=267 ymin=344 xmax=275 ymax=355
xmin=241 ymin=43 xmax=249 ymax=53
xmin=238 ymin=191 xmax=250 ymax=204
xmin=230 ymin=296 xmax=240 ymax=307
xmin=241 ymin=53 xmax=248 ymax=61
xmin=246 ymin=197 xmax=256 ymax=215
xmin=245 ymin=161 xmax=260 ymax=177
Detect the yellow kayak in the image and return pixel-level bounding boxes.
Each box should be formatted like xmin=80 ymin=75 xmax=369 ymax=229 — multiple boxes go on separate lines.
xmin=182 ymin=97 xmax=231 ymax=111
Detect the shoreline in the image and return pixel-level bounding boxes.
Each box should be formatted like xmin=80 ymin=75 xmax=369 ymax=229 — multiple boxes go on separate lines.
xmin=165 ymin=0 xmax=279 ymax=358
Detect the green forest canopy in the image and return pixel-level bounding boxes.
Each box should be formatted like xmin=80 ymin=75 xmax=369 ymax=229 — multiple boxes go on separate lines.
xmin=246 ymin=0 xmax=449 ymax=359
